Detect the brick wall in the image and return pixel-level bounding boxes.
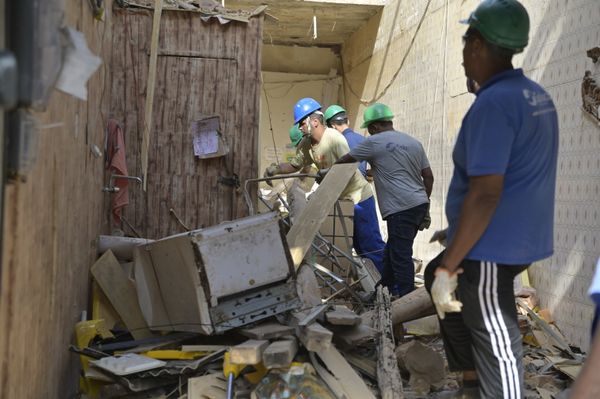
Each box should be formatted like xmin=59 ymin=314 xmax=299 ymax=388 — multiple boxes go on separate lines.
xmin=341 ymin=0 xmax=600 ymax=350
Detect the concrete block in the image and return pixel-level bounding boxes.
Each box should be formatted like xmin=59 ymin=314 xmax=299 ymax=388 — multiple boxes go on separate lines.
xmin=230 ymin=340 xmax=269 ymax=365
xmin=325 ymin=306 xmax=361 ymax=326
xmin=263 ymin=338 xmax=298 ymax=369
xmin=299 ymin=322 xmax=333 ymax=352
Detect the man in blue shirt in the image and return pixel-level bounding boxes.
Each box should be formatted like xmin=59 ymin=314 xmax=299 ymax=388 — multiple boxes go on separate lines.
xmin=324 ymin=105 xmax=368 ymax=177
xmin=424 ymin=1 xmax=559 ymax=398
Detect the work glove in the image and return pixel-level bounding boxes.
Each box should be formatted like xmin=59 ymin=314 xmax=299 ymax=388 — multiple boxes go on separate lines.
xmin=418 ymin=205 xmax=431 ymax=231
xmin=431 ymin=268 xmax=463 ymax=319
xmin=263 ymin=163 xmax=280 ymax=186
xmin=315 ymin=168 xmax=330 ymax=184
xmin=429 ymin=228 xmax=448 ymax=246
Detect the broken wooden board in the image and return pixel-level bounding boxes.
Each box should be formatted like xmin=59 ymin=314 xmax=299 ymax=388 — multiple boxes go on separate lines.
xmin=326 ymin=306 xmax=361 ymax=326
xmin=230 ymin=340 xmax=269 ymax=365
xmin=342 ymin=351 xmax=377 ymax=380
xmin=90 ymin=250 xmax=153 ymax=339
xmin=181 ymin=345 xmax=229 ymax=352
xmin=92 ymin=281 xmax=121 ymax=330
xmin=188 ymin=373 xmax=227 ymax=399
xmin=333 ymin=324 xmax=377 ymax=347
xmin=240 ymin=321 xmax=295 ymax=340
xmin=375 ymin=287 xmax=403 ymax=399
xmin=140 ymin=0 xmax=163 ymax=190
xmin=299 ymin=322 xmax=333 ymax=352
xmin=263 ymin=338 xmax=298 ymax=369
xmin=132 ymin=246 xmax=172 ymax=332
xmin=316 ymin=345 xmax=376 ymax=399
xmin=286 ymin=163 xmax=358 ymax=269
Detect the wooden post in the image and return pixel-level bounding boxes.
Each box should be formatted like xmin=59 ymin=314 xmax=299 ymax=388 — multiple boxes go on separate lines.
xmin=375 ymin=286 xmax=403 ymax=399
xmin=141 ymin=0 xmax=163 ymax=191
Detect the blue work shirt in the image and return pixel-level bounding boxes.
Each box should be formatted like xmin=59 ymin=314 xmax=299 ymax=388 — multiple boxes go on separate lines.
xmin=342 ymin=128 xmax=368 ymax=177
xmin=446 ymin=68 xmax=559 ymax=264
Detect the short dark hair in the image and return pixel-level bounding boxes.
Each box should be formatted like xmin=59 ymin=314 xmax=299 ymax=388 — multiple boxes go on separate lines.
xmin=309 ymin=112 xmax=324 ymax=125
xmin=331 ymin=112 xmax=349 ymax=126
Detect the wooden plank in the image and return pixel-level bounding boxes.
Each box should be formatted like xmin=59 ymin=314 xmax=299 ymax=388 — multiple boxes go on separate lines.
xmin=263 ymin=338 xmax=298 ymax=369
xmin=316 ymin=345 xmax=376 ymax=399
xmin=239 ymin=322 xmax=295 ymax=340
xmin=90 ymin=250 xmax=153 ymax=340
xmin=140 ymin=0 xmax=163 ymax=191
xmin=230 ymin=340 xmax=269 ymax=365
xmin=286 ymin=163 xmax=358 ymax=269
xmin=375 ymin=287 xmax=403 ymax=399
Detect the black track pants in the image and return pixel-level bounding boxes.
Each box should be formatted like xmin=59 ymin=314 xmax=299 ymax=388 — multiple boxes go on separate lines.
xmin=425 ymin=252 xmax=529 ymax=399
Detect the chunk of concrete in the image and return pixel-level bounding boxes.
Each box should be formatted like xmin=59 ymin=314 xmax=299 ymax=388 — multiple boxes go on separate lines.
xmin=395 ymin=340 xmax=445 ymax=393
xmin=230 ymin=340 xmax=269 ymax=365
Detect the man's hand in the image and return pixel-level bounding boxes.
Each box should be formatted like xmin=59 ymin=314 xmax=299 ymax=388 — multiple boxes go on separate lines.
xmin=431 ymin=267 xmax=463 ymax=319
xmin=419 ymin=204 xmax=431 ymax=231
xmin=315 ymin=168 xmax=330 ymax=184
xmin=429 ymin=228 xmax=448 ymax=246
xmin=263 ymin=163 xmax=281 ymax=186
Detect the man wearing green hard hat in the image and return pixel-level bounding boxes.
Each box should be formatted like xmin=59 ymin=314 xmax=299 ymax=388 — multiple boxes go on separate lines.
xmin=336 ymin=103 xmax=433 ymax=299
xmin=265 ymin=98 xmax=386 ymax=274
xmin=421 ymin=1 xmax=559 ymax=398
xmin=324 ymin=105 xmax=368 ymax=178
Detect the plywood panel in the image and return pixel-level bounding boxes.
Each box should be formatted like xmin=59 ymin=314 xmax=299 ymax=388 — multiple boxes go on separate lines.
xmin=112 ymin=9 xmax=263 ymax=238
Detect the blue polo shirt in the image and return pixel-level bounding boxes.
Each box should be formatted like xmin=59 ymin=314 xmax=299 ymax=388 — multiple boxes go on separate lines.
xmin=342 ymin=128 xmax=368 ymax=177
xmin=446 ymin=69 xmax=559 ymax=264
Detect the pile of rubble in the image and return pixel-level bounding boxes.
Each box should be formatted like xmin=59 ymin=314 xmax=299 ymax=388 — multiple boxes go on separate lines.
xmin=75 ymin=167 xmax=586 ymax=398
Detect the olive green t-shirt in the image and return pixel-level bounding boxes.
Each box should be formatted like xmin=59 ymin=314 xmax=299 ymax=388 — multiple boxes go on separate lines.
xmin=290 ymin=128 xmax=372 ymax=204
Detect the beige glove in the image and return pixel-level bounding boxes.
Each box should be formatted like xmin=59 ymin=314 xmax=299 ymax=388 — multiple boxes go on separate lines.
xmin=431 ymin=268 xmax=463 ymax=319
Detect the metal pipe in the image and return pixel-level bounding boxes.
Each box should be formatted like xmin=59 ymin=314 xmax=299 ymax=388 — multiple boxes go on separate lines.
xmin=243 ymin=173 xmax=317 ymax=215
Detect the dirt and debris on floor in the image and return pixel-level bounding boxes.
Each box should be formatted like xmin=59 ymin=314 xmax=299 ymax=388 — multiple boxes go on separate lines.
xmin=75 ymin=168 xmax=586 ymax=399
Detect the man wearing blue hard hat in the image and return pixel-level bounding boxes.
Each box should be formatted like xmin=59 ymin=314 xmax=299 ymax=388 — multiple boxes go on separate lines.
xmin=265 ymin=97 xmax=385 ymax=276
xmin=422 ymin=1 xmax=559 ymax=397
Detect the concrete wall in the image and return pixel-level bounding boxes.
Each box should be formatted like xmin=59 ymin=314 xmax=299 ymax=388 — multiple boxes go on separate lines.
xmin=341 ymin=0 xmax=600 ymax=350
xmin=259 ymin=45 xmax=342 ymax=175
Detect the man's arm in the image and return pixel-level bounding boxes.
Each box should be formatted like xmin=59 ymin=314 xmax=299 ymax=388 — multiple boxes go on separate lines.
xmin=441 ymin=174 xmax=503 ymax=273
xmin=569 ymin=322 xmax=600 ymax=399
xmin=421 ymin=167 xmax=434 ymax=198
xmin=336 ymin=153 xmax=358 ymax=164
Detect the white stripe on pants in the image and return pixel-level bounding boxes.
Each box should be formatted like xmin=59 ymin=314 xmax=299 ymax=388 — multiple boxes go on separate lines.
xmin=478 ymin=261 xmax=521 ymax=399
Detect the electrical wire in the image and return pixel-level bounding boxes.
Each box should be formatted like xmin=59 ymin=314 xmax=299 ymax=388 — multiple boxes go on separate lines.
xmin=342 ymin=0 xmax=433 ymax=105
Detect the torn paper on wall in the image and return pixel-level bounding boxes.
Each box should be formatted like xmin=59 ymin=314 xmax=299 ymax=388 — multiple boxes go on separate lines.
xmin=55 ymin=27 xmax=102 ymax=100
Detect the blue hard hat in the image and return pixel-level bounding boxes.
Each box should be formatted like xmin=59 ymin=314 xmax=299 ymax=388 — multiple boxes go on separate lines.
xmin=293 ymin=98 xmax=322 ymax=124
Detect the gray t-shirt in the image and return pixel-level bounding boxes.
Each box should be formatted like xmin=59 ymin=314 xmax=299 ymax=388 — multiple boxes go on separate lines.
xmin=349 ymin=130 xmax=430 ymax=218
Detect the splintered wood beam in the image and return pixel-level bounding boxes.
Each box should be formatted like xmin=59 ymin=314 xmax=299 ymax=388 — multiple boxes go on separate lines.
xmin=286 ymin=163 xmax=357 ymax=269
xmin=375 ymin=286 xmax=403 ymax=399
xmin=140 ymin=0 xmax=163 ymax=191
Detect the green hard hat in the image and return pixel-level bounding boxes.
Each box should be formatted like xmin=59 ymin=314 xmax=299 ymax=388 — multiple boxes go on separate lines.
xmin=361 ymin=103 xmax=394 ymax=128
xmin=461 ymin=0 xmax=529 ymax=53
xmin=324 ymin=105 xmax=347 ymax=123
xmin=289 ymin=124 xmax=303 ymax=147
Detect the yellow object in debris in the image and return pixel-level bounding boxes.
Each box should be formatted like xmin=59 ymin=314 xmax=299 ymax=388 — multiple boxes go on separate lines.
xmin=140 ymin=350 xmax=208 ymax=360
xmin=245 ymin=362 xmax=268 ymax=385
xmin=75 ymin=319 xmax=115 ymax=398
xmin=223 ymin=351 xmax=246 ymax=379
